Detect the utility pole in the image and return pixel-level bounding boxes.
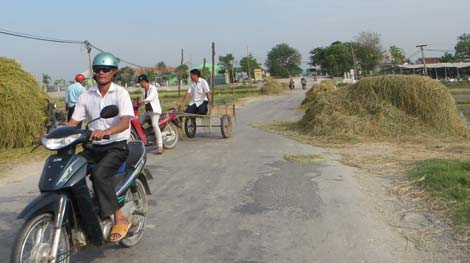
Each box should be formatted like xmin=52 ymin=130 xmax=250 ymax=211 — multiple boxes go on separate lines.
xmin=416 ymin=44 xmax=428 ymax=76
xmin=177 ymin=49 xmax=184 ymax=111
xmin=84 ymin=40 xmax=93 ymax=87
xmin=211 ymin=42 xmax=215 ymax=92
xmin=350 ymin=42 xmax=358 ymax=80
xmin=246 ymin=46 xmax=251 ymax=83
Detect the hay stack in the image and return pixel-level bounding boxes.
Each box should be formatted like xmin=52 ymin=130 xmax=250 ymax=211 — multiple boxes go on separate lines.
xmin=300 ymin=80 xmax=336 ymax=108
xmin=0 ymin=57 xmax=49 ymax=148
xmin=298 ymin=75 xmax=468 ymax=139
xmin=259 ymin=80 xmax=288 ymax=95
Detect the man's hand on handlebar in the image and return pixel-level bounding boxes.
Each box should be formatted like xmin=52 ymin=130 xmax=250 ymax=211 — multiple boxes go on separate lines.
xmin=90 ymin=130 xmax=110 ymax=141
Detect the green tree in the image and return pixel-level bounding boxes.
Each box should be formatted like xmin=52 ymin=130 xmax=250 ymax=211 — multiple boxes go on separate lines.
xmin=389 ymin=45 xmax=406 ymax=66
xmin=442 ymin=52 xmax=455 ymax=63
xmin=309 ymin=41 xmax=353 ymax=77
xmin=114 ymin=66 xmax=135 ymax=86
xmin=354 ymin=31 xmax=383 ymax=74
xmin=200 ymin=67 xmax=212 ymax=82
xmin=240 ymin=55 xmax=260 ymax=77
xmin=266 ymin=43 xmax=302 ymax=77
xmin=455 ymin=33 xmax=470 ymax=59
xmin=175 ymin=64 xmax=189 ymax=82
xmin=218 ymin=54 xmax=235 ymax=82
xmin=156 ymin=61 xmax=171 ymax=74
xmin=41 ymin=73 xmax=51 ymax=91
xmin=142 ymin=68 xmax=157 ymax=83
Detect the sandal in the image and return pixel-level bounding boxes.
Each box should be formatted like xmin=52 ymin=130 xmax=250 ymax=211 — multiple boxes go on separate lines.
xmin=109 ymin=223 xmax=132 ymax=242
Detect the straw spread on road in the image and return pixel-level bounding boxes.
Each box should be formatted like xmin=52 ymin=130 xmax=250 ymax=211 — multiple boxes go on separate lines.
xmin=298 ymin=75 xmax=469 ymax=140
xmin=0 ymin=57 xmax=49 ymax=148
xmin=259 ymin=80 xmax=289 ymax=95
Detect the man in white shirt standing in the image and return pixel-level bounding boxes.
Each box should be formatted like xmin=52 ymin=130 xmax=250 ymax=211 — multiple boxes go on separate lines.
xmin=68 ymin=52 xmax=134 ymax=242
xmin=137 ymin=74 xmax=164 ymax=154
xmin=180 ymin=69 xmax=212 ymax=115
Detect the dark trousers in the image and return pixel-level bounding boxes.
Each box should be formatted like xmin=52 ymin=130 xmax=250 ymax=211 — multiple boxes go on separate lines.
xmin=186 ymin=101 xmax=208 ymax=115
xmin=80 ymin=141 xmax=129 ymax=219
xmin=67 ymin=106 xmax=75 ymax=122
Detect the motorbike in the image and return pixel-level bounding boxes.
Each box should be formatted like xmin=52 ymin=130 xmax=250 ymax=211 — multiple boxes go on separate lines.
xmin=45 ymin=100 xmax=67 ymax=133
xmin=289 ymin=80 xmax=295 ymax=90
xmin=301 ymin=78 xmax=307 ymax=90
xmin=11 ymin=105 xmax=153 ymax=263
xmin=130 ymin=100 xmax=179 ymax=149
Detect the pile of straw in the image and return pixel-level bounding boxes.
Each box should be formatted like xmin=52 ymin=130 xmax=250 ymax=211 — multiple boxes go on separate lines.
xmin=298 ymin=75 xmax=468 ymax=139
xmin=300 ymin=80 xmax=336 ymax=109
xmin=259 ymin=80 xmax=288 ymax=95
xmin=0 ymin=57 xmax=49 ymax=148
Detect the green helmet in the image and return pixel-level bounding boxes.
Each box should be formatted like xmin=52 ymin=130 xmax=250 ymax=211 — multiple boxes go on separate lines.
xmin=92 ymin=52 xmax=119 ymax=68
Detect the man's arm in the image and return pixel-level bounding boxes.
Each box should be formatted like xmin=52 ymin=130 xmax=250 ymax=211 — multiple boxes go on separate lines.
xmin=206 ymin=91 xmax=212 ymax=105
xmin=90 ymin=116 xmax=131 ymax=141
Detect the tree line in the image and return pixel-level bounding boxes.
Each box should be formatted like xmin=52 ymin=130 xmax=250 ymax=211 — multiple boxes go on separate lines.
xmin=310 ymin=32 xmax=470 ymax=77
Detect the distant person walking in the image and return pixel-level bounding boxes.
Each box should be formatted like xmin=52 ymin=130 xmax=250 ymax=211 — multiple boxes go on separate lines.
xmin=180 ymin=69 xmax=212 ymax=115
xmin=65 ymin=74 xmax=86 ymax=121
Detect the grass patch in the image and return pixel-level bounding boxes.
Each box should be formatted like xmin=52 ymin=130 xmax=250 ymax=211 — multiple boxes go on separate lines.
xmin=284 ymin=154 xmax=324 ymax=164
xmin=449 ymin=88 xmax=470 ymax=95
xmin=443 ymin=81 xmax=470 ymax=89
xmin=409 ymin=159 xmax=470 ymax=226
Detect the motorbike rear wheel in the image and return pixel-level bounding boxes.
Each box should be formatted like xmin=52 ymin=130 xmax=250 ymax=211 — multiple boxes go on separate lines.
xmin=11 ymin=213 xmax=70 ymax=263
xmin=162 ymin=123 xmax=178 ymax=149
xmin=120 ymin=179 xmax=148 ymax=248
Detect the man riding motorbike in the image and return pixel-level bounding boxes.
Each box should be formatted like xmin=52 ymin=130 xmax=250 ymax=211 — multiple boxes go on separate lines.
xmin=67 ymin=52 xmax=134 ymax=242
xmin=137 ymin=74 xmax=164 ymax=154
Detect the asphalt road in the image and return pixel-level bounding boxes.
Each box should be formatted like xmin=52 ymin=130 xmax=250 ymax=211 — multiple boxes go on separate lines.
xmin=0 ymin=84 xmax=430 ymax=263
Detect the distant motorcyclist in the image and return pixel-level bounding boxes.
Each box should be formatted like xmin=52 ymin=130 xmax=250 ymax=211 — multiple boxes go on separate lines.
xmin=289 ymin=78 xmax=295 ymax=89
xmin=301 ymin=77 xmax=307 ymax=90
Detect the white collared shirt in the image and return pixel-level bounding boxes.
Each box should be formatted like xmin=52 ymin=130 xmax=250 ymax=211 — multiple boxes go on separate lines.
xmin=187 ymin=78 xmax=210 ymax=107
xmin=141 ymin=84 xmax=162 ymax=114
xmin=72 ymin=83 xmax=134 ymax=145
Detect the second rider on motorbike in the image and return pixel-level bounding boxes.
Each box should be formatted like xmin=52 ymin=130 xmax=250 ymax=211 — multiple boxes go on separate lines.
xmin=137 ymin=74 xmax=164 ymax=154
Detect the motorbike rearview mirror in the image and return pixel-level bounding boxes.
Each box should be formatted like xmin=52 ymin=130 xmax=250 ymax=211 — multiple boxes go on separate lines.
xmin=86 ymin=105 xmax=119 ymax=129
xmin=100 ymin=105 xmax=119 ymax=119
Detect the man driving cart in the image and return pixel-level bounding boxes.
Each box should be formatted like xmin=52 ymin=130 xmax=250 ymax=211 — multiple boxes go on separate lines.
xmin=179 ymin=69 xmax=212 ymax=114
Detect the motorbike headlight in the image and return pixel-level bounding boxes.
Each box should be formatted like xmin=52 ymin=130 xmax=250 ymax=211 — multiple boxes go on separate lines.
xmin=41 ymin=133 xmax=82 ymax=150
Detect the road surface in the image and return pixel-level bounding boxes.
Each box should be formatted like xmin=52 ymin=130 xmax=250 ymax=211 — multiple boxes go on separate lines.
xmin=0 ymin=83 xmax=448 ymax=262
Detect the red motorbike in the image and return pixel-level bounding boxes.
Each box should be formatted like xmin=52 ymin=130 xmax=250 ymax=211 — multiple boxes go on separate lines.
xmin=130 ymin=100 xmax=179 ymax=149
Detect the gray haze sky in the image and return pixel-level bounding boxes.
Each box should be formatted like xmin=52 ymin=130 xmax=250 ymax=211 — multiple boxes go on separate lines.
xmin=1 ymin=0 xmax=469 ymax=81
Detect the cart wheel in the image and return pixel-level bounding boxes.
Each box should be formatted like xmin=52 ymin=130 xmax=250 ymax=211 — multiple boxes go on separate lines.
xmin=184 ymin=117 xmax=197 ymax=138
xmin=220 ymin=114 xmax=232 ymax=138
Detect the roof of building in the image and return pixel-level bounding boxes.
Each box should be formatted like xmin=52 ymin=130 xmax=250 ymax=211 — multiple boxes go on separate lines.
xmin=399 ymin=62 xmax=470 ymax=69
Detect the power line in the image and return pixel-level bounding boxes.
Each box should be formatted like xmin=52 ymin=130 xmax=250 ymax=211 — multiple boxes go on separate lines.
xmin=0 ymin=28 xmax=84 ymax=44
xmin=424 ymin=48 xmax=454 ymax=53
xmin=87 ymin=43 xmax=144 ymax=68
xmin=0 ymin=27 xmax=146 ymax=68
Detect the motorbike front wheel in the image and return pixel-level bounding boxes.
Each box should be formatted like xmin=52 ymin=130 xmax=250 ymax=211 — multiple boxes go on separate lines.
xmin=162 ymin=123 xmax=179 ymax=149
xmin=11 ymin=213 xmax=70 ymax=263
